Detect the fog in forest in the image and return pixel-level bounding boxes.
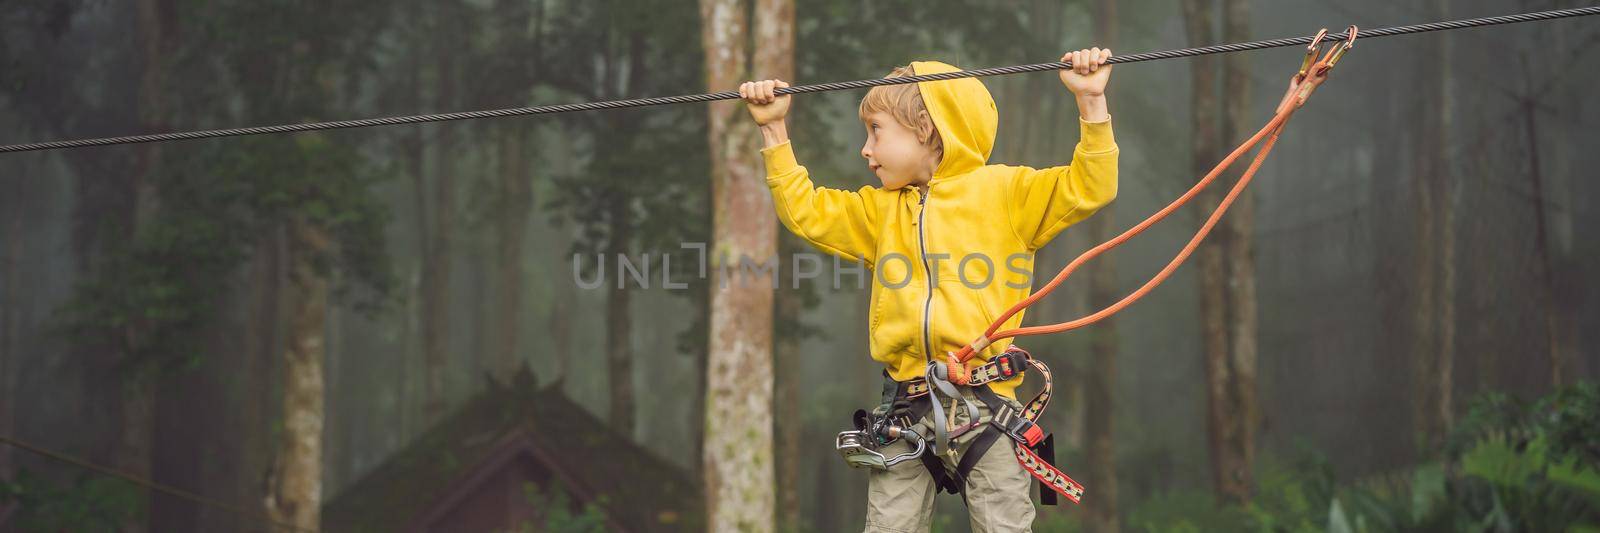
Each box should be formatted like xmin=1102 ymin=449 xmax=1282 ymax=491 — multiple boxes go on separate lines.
xmin=1 ymin=0 xmax=1596 ymax=531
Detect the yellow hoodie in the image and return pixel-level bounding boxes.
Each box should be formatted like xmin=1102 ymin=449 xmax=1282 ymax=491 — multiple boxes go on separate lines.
xmin=761 ymin=61 xmax=1118 ymax=400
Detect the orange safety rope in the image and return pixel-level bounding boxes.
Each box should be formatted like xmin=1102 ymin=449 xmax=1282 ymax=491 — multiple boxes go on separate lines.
xmin=948 ymin=27 xmax=1358 ymax=377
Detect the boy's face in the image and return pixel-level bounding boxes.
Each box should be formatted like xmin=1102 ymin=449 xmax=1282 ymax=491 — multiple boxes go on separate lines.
xmin=860 ymin=111 xmax=938 ymax=191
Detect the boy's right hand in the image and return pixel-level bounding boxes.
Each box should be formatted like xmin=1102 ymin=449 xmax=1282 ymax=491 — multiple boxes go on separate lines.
xmin=740 ymin=79 xmax=791 ymax=126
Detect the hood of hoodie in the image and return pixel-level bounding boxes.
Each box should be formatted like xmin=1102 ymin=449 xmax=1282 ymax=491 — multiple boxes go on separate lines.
xmin=911 ymin=60 xmax=998 ymax=181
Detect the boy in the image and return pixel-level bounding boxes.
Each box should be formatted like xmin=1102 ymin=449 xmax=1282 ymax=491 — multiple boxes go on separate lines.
xmin=740 ymin=48 xmax=1116 ymax=532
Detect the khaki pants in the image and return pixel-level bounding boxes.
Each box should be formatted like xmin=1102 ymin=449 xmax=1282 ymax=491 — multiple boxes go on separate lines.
xmin=863 ymin=386 xmax=1036 ymax=533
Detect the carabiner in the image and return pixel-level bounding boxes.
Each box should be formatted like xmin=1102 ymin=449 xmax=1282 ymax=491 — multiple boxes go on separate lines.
xmin=1325 ymin=25 xmax=1358 ymax=69
xmin=1298 ymin=28 xmax=1329 ymax=78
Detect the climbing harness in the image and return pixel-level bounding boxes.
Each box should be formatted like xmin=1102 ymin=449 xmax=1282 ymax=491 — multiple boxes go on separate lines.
xmin=836 ymin=345 xmax=1083 ymax=504
xmin=836 ymin=25 xmax=1363 ymax=507
xmin=1 ymin=7 xmax=1593 ymax=154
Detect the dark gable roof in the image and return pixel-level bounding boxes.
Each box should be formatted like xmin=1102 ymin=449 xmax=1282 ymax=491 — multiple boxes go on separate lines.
xmin=323 ymin=369 xmax=703 ymax=532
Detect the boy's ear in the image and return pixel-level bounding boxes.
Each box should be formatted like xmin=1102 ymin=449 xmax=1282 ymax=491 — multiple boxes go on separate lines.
xmin=917 ymin=110 xmax=937 ymax=145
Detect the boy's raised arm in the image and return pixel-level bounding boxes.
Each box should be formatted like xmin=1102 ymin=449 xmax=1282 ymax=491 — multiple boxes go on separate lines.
xmin=1007 ymin=116 xmax=1119 ymax=250
xmin=762 ymin=138 xmax=884 ymax=264
xmin=1007 ymin=47 xmax=1119 ymax=250
xmin=743 ymin=79 xmax=883 ymax=264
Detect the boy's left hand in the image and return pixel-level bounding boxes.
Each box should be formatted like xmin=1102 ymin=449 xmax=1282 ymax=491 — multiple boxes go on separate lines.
xmin=1060 ymin=48 xmax=1112 ymax=97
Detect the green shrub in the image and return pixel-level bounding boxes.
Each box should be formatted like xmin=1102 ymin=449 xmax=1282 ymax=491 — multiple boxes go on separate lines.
xmin=1128 ymin=381 xmax=1600 ymax=533
xmin=0 ymin=469 xmax=143 ymax=532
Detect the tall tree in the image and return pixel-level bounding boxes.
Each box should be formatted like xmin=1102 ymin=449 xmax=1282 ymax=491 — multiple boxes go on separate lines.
xmin=1410 ymin=0 xmax=1455 ymax=452
xmin=699 ymin=0 xmax=780 ymax=529
xmin=773 ymin=236 xmax=807 ymax=533
xmin=1514 ymin=0 xmax=1587 ymax=388
xmin=267 ymin=219 xmax=331 ymax=530
xmin=1183 ymin=0 xmax=1255 ymax=504
xmin=483 ymin=0 xmax=545 ymax=384
xmin=493 ymin=125 xmax=533 ymax=382
xmin=397 ymin=0 xmax=429 ymax=441
xmin=3 ymin=13 xmax=149 ymax=518
xmin=1519 ymin=58 xmax=1572 ymax=389
xmin=169 ymin=3 xmax=395 ymax=528
xmin=115 ymin=2 xmax=176 ymax=529
xmin=1218 ymin=0 xmax=1261 ymax=503
xmin=605 ymin=184 xmax=638 ymax=431
xmin=756 ymin=0 xmax=800 ymax=528
xmin=1083 ymin=0 xmax=1121 ymax=530
xmin=0 ymin=168 xmax=19 ymax=515
xmin=241 ymin=220 xmax=284 ymax=530
xmin=247 ymin=133 xmax=390 ymax=531
xmin=1182 ymin=0 xmax=1227 ymax=502
xmin=421 ymin=1 xmax=460 ymax=422
xmin=1434 ymin=0 xmax=1456 ymax=432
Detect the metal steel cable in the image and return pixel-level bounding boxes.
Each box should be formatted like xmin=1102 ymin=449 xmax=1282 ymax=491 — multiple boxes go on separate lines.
xmin=1 ymin=6 xmax=1596 ymax=153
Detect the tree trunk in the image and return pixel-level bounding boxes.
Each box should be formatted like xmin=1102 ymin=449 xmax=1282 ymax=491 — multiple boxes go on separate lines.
xmin=1410 ymin=0 xmax=1453 ymax=452
xmin=774 ymin=236 xmax=803 ymax=533
xmin=548 ymin=259 xmax=574 ymax=385
xmin=0 ymin=201 xmax=18 ymax=501
xmin=1084 ymin=0 xmax=1120 ymax=530
xmin=700 ymin=0 xmax=780 ymax=528
xmin=754 ymin=0 xmax=799 ymax=529
xmin=115 ymin=375 xmax=156 ymax=532
xmin=1182 ymin=0 xmax=1249 ymax=505
xmin=265 ymin=219 xmax=329 ymax=531
xmin=1526 ymin=101 xmax=1568 ymax=388
xmin=244 ymin=228 xmax=286 ymax=528
xmin=118 ymin=1 xmax=176 ymax=528
xmin=403 ymin=30 xmax=429 ymax=439
xmin=1217 ymin=0 xmax=1259 ymax=504
xmin=607 ymin=196 xmax=637 ymax=433
xmin=494 ymin=127 xmax=532 ymax=383
xmin=422 ymin=8 xmax=457 ymax=423
xmin=1434 ymin=0 xmax=1457 ymax=438
xmin=1518 ymin=56 xmax=1567 ymax=388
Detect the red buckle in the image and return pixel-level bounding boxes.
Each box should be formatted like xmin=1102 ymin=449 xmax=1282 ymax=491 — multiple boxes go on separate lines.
xmin=1021 ymin=424 xmax=1045 ymax=447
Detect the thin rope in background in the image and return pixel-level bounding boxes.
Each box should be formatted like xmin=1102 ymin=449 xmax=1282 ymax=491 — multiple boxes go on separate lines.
xmin=1 ymin=6 xmax=1595 ymax=154
xmin=0 ymin=435 xmax=318 ymax=533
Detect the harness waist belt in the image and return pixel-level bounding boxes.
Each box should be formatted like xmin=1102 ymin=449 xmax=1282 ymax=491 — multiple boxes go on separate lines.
xmin=900 ymin=347 xmax=1030 ymax=398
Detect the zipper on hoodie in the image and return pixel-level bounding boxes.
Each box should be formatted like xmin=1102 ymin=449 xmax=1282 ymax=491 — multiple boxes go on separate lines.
xmin=917 ymin=187 xmax=934 ymax=362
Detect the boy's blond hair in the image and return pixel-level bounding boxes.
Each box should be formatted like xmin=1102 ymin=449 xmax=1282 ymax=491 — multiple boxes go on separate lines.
xmin=857 ymin=64 xmax=943 ymax=160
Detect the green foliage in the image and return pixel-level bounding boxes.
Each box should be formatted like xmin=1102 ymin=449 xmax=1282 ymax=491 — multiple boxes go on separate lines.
xmin=1323 ymin=462 xmax=1454 ymax=533
xmin=500 ymin=481 xmax=609 ymax=533
xmin=57 ymin=133 xmax=395 ymax=374
xmin=1541 ymin=383 xmax=1600 ymax=472
xmin=1438 ymin=381 xmax=1600 ymax=532
xmin=193 ymin=134 xmax=398 ymax=313
xmin=1126 ymin=382 xmax=1600 ymax=533
xmin=0 ymin=469 xmax=144 ymax=532
xmin=1128 ymin=457 xmax=1320 ymax=533
xmin=1032 ymin=509 xmax=1087 ymax=533
xmin=48 ymin=0 xmax=399 ymax=378
xmin=1449 ymin=435 xmax=1599 ymax=532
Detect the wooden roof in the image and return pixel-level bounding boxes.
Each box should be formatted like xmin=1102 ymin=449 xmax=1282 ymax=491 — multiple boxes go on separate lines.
xmin=322 ymin=368 xmax=703 ymax=532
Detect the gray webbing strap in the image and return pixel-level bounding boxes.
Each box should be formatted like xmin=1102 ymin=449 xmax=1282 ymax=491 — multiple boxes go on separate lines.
xmin=924 ymin=361 xmax=981 ymax=456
